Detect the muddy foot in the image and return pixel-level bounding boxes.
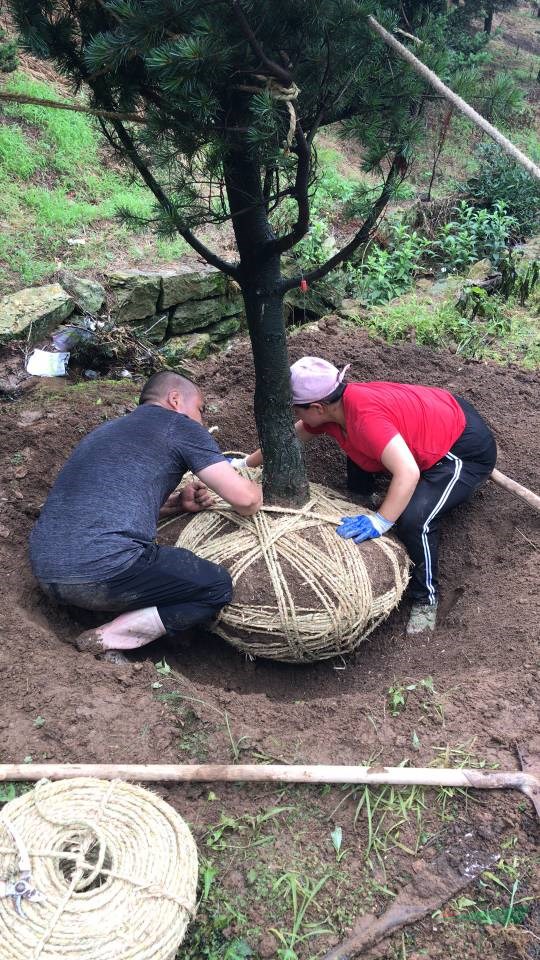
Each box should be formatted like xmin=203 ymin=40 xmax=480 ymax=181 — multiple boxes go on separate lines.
xmin=74 ymin=628 xmax=104 ymax=655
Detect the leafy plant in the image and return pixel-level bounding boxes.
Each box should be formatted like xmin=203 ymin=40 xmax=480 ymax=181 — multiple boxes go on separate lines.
xmin=431 ymin=200 xmax=517 ymax=270
xmin=465 ymin=143 xmax=540 ymax=237
xmin=346 ymin=223 xmax=429 ymax=304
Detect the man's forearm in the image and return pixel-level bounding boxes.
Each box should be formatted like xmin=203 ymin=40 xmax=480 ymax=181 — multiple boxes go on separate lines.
xmin=378 ymin=472 xmax=419 ymax=523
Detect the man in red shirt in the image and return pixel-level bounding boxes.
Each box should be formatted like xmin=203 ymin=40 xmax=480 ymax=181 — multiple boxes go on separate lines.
xmin=238 ymin=357 xmax=496 ymax=635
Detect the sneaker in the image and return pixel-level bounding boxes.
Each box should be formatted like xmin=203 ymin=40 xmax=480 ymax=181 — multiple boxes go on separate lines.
xmin=406 ymin=602 xmax=438 ymax=635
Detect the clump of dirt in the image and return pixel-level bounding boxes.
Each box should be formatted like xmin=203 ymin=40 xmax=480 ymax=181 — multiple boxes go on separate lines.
xmin=0 ymin=325 xmax=539 ymax=959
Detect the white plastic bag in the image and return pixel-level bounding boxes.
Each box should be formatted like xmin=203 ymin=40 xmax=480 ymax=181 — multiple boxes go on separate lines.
xmin=26 ymin=349 xmax=70 ymax=377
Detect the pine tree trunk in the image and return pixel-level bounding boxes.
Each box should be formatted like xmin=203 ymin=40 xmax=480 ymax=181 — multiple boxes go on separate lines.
xmin=224 ymin=152 xmax=310 ymax=507
xmin=484 ymin=5 xmax=493 ymax=33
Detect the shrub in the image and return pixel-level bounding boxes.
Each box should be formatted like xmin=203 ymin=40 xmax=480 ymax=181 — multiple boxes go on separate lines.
xmin=432 ymin=200 xmax=517 ymax=269
xmin=465 ymin=144 xmax=540 ymax=238
xmin=346 ymin=223 xmax=429 ymax=305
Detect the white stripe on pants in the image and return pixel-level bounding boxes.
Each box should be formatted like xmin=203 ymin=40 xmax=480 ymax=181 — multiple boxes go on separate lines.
xmin=421 ymin=452 xmax=463 ymax=605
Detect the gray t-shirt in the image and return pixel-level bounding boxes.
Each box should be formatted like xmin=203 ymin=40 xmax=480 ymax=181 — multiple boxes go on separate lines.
xmin=30 ymin=403 xmax=225 ymax=583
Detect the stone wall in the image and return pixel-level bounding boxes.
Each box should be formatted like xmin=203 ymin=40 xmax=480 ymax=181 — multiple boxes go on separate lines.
xmin=0 ymin=261 xmax=246 ymax=361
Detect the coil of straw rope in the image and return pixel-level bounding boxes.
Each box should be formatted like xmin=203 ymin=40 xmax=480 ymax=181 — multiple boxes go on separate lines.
xmin=177 ymin=470 xmax=410 ymax=662
xmin=0 ymin=778 xmax=198 ymax=960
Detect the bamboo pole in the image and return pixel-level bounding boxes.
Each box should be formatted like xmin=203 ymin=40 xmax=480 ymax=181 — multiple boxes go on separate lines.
xmin=0 ymin=762 xmax=533 ymax=788
xmin=367 ymin=16 xmax=540 ymax=182
xmin=490 ymin=468 xmax=540 ymax=512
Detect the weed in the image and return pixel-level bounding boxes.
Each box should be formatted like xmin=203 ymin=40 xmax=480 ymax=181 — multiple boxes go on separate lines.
xmin=387 ymin=677 xmax=442 ymax=719
xmin=0 ymin=782 xmax=32 ymax=803
xmin=270 ymin=872 xmax=332 ymax=960
xmin=155 ymin=658 xmax=171 ymax=676
xmin=205 ymin=807 xmax=293 ymax=854
xmin=330 ymin=825 xmax=348 ymax=863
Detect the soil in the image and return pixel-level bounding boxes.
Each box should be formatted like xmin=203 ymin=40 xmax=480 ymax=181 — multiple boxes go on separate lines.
xmin=0 ymin=324 xmax=539 ymax=958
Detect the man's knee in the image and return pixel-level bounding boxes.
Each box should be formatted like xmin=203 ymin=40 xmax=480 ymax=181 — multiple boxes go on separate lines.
xmin=396 ymin=500 xmax=427 ymax=540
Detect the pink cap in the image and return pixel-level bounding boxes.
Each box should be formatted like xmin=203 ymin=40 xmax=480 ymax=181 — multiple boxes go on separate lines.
xmin=290 ymin=356 xmax=350 ymax=404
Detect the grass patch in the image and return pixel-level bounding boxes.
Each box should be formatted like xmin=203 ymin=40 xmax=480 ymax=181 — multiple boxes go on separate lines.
xmin=364 ymin=294 xmax=540 ymax=368
xmin=0 ymin=71 xmax=188 ymax=291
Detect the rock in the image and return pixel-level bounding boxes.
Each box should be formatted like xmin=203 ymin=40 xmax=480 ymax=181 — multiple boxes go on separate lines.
xmin=284 ymin=273 xmax=345 ymax=318
xmin=169 ymin=296 xmax=243 ymax=335
xmin=159 ymin=264 xmax=227 ymax=308
xmin=339 ymin=298 xmax=367 ymax=321
xmin=206 ymin=315 xmax=242 ymax=341
xmin=0 ymin=284 xmax=75 ymax=344
xmin=160 ymin=332 xmax=212 ymax=363
xmin=106 ymin=270 xmax=161 ymax=322
xmin=58 ymin=271 xmax=106 ymax=314
xmin=515 ymin=234 xmax=540 ymax=263
xmin=466 ymin=258 xmax=493 ymax=281
xmin=131 ymin=313 xmax=169 ymax=344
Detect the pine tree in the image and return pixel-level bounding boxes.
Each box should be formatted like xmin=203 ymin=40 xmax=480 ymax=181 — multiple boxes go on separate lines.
xmin=9 ymin=0 xmax=454 ymax=505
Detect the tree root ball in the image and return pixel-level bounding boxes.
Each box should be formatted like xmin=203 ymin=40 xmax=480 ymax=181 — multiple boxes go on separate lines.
xmin=177 ymin=480 xmax=410 ymax=663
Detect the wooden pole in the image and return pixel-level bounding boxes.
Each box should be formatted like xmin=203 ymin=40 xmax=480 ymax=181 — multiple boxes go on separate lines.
xmin=0 ymin=762 xmax=533 ymax=788
xmin=367 ymin=15 xmax=540 ymax=182
xmin=490 ymin=468 xmax=540 ymax=512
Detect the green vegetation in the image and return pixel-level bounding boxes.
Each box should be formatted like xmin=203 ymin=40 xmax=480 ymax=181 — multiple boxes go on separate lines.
xmin=0 ymin=72 xmax=189 ymax=289
xmin=465 ymin=143 xmax=540 ymax=237
xmin=365 ymin=294 xmax=539 ymax=368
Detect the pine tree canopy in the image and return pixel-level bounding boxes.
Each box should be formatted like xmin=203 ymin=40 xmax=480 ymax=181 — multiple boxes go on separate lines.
xmin=9 ymin=0 xmax=456 ymax=279
xmin=7 ymin=0 xmax=469 ymax=503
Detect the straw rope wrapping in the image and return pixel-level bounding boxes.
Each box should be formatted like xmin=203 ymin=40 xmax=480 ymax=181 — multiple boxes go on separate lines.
xmin=0 ymin=778 xmax=198 ymax=960
xmin=176 ymin=475 xmax=410 ymax=662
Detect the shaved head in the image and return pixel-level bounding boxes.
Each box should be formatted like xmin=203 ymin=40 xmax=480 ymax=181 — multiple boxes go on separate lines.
xmin=139 ymin=370 xmax=200 ymax=406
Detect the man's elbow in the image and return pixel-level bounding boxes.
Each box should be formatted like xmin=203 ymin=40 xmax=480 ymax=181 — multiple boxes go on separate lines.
xmin=407 ymin=464 xmax=421 ymax=485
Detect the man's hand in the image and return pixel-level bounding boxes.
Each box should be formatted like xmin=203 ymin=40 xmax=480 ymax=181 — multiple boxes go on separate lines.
xmin=179 ymin=480 xmax=214 ymax=513
xmin=336 ymin=512 xmax=394 ymax=544
xmin=159 ymin=481 xmax=214 ymax=518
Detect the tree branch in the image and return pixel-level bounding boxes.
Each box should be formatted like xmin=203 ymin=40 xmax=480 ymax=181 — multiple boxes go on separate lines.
xmin=0 ymin=90 xmax=146 ymax=123
xmin=266 ymin=121 xmax=311 ymax=256
xmin=279 ymin=157 xmax=402 ymax=294
xmin=104 ymin=115 xmax=240 ymax=277
xmin=230 ymin=0 xmax=292 ymax=86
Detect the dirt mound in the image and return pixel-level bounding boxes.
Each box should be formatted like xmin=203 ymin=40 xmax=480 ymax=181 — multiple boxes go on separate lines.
xmin=0 ymin=327 xmax=539 ymax=958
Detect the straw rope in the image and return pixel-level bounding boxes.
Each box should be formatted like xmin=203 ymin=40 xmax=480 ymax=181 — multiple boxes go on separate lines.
xmin=0 ymin=778 xmax=198 ymax=960
xmin=176 ymin=476 xmax=410 ymax=662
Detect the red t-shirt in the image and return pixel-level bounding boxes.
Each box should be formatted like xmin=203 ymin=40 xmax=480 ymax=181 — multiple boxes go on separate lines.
xmin=304 ymin=382 xmax=466 ymax=473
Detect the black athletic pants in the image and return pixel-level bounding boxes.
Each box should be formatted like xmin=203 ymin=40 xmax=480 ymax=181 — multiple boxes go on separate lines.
xmin=346 ymin=397 xmax=497 ymax=605
xmin=39 ymin=543 xmax=233 ymax=632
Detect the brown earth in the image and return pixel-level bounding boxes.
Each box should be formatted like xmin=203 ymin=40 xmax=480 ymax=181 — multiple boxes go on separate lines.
xmin=0 ymin=324 xmax=539 ymax=958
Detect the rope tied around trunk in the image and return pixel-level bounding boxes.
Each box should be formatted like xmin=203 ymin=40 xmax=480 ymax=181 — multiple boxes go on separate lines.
xmin=177 ymin=476 xmax=410 ymax=662
xmin=0 ymin=778 xmax=198 ymax=960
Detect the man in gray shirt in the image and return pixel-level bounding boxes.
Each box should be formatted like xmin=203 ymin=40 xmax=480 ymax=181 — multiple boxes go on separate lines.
xmin=30 ymin=370 xmax=262 ymax=662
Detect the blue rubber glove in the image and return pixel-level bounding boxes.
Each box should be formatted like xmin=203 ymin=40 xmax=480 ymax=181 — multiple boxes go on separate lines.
xmin=336 ymin=512 xmax=394 ymax=543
